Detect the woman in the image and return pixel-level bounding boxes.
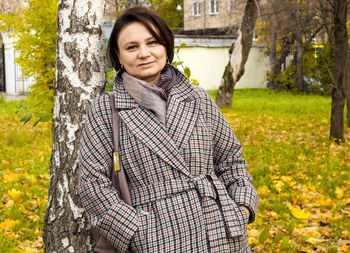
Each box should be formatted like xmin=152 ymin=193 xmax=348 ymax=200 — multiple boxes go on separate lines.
xmin=79 ymin=6 xmax=258 ymax=253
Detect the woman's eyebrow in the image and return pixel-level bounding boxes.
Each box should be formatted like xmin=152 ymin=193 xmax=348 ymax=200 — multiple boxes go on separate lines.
xmin=121 ymin=41 xmax=138 ymax=48
xmin=145 ymin=36 xmax=156 ymax=41
xmin=122 ymin=36 xmax=156 ymax=47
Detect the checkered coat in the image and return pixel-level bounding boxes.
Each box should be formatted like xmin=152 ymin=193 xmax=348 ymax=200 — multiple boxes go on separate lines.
xmin=78 ymin=72 xmax=259 ymax=253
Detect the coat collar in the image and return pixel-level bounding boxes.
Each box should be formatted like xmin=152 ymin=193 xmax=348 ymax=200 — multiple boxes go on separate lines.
xmin=113 ymin=70 xmax=201 ymax=177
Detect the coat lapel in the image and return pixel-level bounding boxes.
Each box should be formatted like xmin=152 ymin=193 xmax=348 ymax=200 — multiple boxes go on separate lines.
xmin=119 ymin=107 xmax=191 ymax=177
xmin=166 ymin=80 xmax=200 ymax=152
xmin=113 ymin=71 xmax=200 ymax=178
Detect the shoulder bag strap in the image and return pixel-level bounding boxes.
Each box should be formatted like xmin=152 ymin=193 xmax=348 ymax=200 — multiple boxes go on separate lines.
xmin=108 ymin=92 xmax=132 ymax=206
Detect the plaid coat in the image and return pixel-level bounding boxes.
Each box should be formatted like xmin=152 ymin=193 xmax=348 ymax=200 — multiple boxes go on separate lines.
xmin=78 ymin=73 xmax=259 ymax=253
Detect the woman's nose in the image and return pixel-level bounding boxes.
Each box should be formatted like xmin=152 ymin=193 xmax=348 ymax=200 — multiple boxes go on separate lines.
xmin=138 ymin=45 xmax=151 ymax=58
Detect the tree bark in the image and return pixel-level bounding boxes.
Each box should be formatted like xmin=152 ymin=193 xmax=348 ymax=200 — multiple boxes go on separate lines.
xmin=0 ymin=35 xmax=5 ymax=92
xmin=346 ymin=66 xmax=350 ymax=128
xmin=330 ymin=0 xmax=348 ymax=142
xmin=296 ymin=30 xmax=304 ymax=92
xmin=295 ymin=0 xmax=304 ymax=92
xmin=268 ymin=33 xmax=296 ymax=89
xmin=216 ymin=0 xmax=259 ymax=108
xmin=270 ymin=30 xmax=277 ymax=70
xmin=43 ymin=0 xmax=106 ymax=252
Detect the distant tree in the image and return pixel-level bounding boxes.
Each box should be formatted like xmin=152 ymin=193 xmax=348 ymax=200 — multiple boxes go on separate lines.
xmin=115 ymin=0 xmax=184 ymax=30
xmin=328 ymin=0 xmax=349 ymax=141
xmin=256 ymin=0 xmax=350 ymax=140
xmin=0 ymin=34 xmax=4 ymax=92
xmin=43 ymin=0 xmax=106 ymax=251
xmin=257 ymin=0 xmax=324 ymax=91
xmin=215 ymin=0 xmax=260 ymax=108
xmin=151 ymin=0 xmax=184 ymax=30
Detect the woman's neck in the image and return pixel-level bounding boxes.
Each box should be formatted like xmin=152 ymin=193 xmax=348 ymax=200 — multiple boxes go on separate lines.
xmin=140 ymin=72 xmax=161 ymax=85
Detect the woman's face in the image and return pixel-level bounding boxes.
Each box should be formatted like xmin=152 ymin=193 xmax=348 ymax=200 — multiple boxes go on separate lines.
xmin=117 ymin=22 xmax=167 ymax=84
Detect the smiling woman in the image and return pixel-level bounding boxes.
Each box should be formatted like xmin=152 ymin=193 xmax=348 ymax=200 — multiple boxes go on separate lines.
xmin=78 ymin=6 xmax=258 ymax=253
xmin=116 ymin=22 xmax=167 ymax=84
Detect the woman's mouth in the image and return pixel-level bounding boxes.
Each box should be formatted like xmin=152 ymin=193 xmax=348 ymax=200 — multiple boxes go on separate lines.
xmin=139 ymin=62 xmax=154 ymax=67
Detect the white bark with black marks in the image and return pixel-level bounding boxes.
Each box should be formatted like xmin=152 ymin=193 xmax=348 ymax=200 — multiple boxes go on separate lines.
xmin=43 ymin=0 xmax=106 ymax=252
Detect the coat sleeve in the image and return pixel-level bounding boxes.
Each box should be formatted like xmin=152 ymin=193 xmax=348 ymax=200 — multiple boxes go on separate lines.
xmin=78 ymin=94 xmax=139 ymax=252
xmin=199 ymin=89 xmax=259 ymax=223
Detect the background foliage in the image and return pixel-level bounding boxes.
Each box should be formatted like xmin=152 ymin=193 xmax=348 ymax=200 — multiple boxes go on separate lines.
xmin=0 ymin=0 xmax=58 ymax=125
xmin=1 ymin=89 xmax=349 ymax=252
xmin=268 ymin=43 xmax=336 ymax=96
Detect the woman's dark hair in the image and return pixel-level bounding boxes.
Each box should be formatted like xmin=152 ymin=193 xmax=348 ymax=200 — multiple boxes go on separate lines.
xmin=107 ymin=6 xmax=174 ymax=70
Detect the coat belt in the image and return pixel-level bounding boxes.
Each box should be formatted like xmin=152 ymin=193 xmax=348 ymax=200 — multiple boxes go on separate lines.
xmin=130 ymin=174 xmax=245 ymax=238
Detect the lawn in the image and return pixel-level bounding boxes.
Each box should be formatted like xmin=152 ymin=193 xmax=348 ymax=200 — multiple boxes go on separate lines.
xmin=0 ymin=89 xmax=349 ymax=252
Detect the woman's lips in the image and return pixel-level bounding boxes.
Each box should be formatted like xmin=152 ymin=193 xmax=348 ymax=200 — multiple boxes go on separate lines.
xmin=139 ymin=61 xmax=154 ymax=67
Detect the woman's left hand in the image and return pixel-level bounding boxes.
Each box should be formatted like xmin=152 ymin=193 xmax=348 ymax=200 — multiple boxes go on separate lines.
xmin=241 ymin=205 xmax=250 ymax=219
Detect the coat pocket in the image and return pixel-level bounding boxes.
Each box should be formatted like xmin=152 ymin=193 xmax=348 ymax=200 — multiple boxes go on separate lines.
xmin=227 ymin=197 xmax=250 ymax=236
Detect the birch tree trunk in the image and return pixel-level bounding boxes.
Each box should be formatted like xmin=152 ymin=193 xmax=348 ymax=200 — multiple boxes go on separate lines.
xmin=330 ymin=0 xmax=348 ymax=142
xmin=215 ymin=0 xmax=259 ymax=108
xmin=43 ymin=0 xmax=106 ymax=251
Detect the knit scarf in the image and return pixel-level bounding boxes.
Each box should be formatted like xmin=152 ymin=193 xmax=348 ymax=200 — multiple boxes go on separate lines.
xmin=119 ymin=64 xmax=177 ymax=125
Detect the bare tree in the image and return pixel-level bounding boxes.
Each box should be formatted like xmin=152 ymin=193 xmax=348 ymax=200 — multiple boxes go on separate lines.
xmin=329 ymin=0 xmax=349 ymax=141
xmin=43 ymin=0 xmax=106 ymax=251
xmin=0 ymin=33 xmax=4 ymax=92
xmin=215 ymin=0 xmax=260 ymax=108
xmin=261 ymin=0 xmax=323 ymax=90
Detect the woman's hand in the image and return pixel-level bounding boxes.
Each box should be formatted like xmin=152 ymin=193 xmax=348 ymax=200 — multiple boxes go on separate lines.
xmin=241 ymin=205 xmax=250 ymax=219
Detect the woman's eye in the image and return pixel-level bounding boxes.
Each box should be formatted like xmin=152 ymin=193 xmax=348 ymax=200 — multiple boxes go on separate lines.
xmin=148 ymin=40 xmax=158 ymax=45
xmin=127 ymin=45 xmax=137 ymax=50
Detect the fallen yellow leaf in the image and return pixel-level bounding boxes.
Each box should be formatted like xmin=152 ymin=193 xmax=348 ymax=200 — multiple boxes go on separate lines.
xmin=340 ymin=244 xmax=348 ymax=252
xmin=287 ymin=203 xmax=311 ymax=220
xmin=3 ymin=170 xmax=19 ymax=183
xmin=306 ymin=237 xmax=323 ymax=244
xmin=0 ymin=219 xmax=20 ymax=230
xmin=257 ymin=185 xmax=270 ymax=197
xmin=19 ymin=204 xmax=29 ymax=214
xmin=335 ymin=187 xmax=344 ymax=199
xmin=7 ymin=189 xmax=22 ymax=198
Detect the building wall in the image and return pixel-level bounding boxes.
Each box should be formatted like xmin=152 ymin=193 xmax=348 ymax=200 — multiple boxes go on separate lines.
xmin=184 ymin=0 xmax=244 ymax=31
xmin=2 ymin=32 xmax=33 ymax=95
xmin=0 ymin=0 xmax=28 ymax=14
xmin=175 ymin=43 xmax=267 ymax=90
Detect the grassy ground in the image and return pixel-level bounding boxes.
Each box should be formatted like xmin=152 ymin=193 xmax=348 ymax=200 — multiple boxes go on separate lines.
xmin=0 ymin=89 xmax=349 ymax=252
xmin=0 ymin=96 xmax=51 ymax=252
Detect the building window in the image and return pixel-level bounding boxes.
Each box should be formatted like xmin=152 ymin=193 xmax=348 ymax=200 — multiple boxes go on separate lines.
xmin=209 ymin=0 xmax=218 ymax=14
xmin=192 ymin=2 xmax=201 ymax=16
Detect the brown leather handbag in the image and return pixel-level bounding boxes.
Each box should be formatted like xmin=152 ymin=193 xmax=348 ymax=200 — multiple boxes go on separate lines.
xmin=91 ymin=92 xmax=132 ymax=253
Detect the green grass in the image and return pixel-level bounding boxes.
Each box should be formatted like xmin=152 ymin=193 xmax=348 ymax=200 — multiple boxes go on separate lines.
xmin=211 ymin=89 xmax=350 ymax=252
xmin=0 ymin=98 xmax=51 ymax=252
xmin=0 ymin=89 xmax=349 ymax=252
